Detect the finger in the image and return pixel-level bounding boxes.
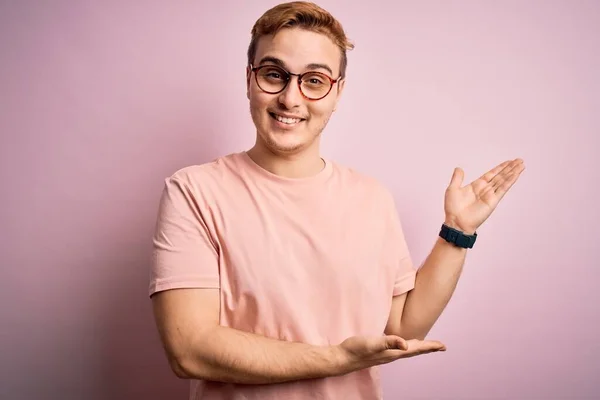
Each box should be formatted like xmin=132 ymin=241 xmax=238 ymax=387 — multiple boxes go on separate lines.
xmin=390 ymin=340 xmax=447 ymax=359
xmin=416 ymin=340 xmax=447 ymax=352
xmin=383 ymin=335 xmax=408 ymax=351
xmin=494 ymin=162 xmax=525 ymax=197
xmin=489 ymin=159 xmax=524 ymax=192
xmin=449 ymin=167 xmax=464 ymax=189
xmin=405 ymin=339 xmax=446 ymax=351
xmin=488 ymin=159 xmax=522 ymax=190
xmin=480 ymin=160 xmax=513 ymax=183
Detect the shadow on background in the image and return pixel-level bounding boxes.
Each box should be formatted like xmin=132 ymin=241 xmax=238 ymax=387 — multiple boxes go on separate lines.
xmin=97 ymin=113 xmax=228 ymax=399
xmin=0 ymin=3 xmax=250 ymax=398
xmin=0 ymin=102 xmax=231 ymax=399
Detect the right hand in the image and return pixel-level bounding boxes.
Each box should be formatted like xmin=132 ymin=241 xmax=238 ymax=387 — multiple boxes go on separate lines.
xmin=335 ymin=335 xmax=446 ymax=374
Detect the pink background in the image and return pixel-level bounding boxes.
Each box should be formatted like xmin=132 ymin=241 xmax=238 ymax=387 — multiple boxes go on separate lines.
xmin=1 ymin=1 xmax=598 ymax=399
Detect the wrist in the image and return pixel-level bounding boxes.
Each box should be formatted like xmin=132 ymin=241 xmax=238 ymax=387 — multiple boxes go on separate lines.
xmin=443 ymin=218 xmax=475 ymax=235
xmin=439 ymin=223 xmax=478 ymax=249
xmin=326 ymin=345 xmax=350 ymax=376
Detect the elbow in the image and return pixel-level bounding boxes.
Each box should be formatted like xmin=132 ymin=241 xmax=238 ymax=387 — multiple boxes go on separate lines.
xmin=168 ymin=354 xmax=193 ymax=379
xmin=167 ymin=351 xmax=210 ymax=380
xmin=160 ymin=331 xmax=217 ymax=381
xmin=168 ymin=349 xmax=225 ymax=382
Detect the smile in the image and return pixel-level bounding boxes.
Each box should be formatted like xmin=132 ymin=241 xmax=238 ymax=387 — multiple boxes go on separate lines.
xmin=269 ymin=112 xmax=305 ymax=125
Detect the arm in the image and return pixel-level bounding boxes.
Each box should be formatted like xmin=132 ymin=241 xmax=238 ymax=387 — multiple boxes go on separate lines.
xmin=385 ymin=158 xmax=525 ymax=340
xmin=149 ymin=176 xmax=339 ymax=383
xmin=385 ymin=232 xmax=467 ymax=340
xmin=152 ymin=287 xmax=343 ymax=384
xmin=153 ymin=287 xmax=446 ymax=384
xmin=402 ymin=233 xmax=467 ymax=339
xmin=151 ymin=174 xmax=453 ymax=384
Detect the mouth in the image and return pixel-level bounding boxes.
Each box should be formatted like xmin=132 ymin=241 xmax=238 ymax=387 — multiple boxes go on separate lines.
xmin=269 ymin=112 xmax=306 ymax=126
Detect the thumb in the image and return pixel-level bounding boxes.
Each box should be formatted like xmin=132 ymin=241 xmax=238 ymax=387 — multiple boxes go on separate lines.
xmin=383 ymin=335 xmax=408 ymax=351
xmin=449 ymin=167 xmax=464 ymax=189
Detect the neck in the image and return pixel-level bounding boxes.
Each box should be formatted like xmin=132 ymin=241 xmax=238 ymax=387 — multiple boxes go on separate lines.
xmin=246 ymin=142 xmax=325 ymax=179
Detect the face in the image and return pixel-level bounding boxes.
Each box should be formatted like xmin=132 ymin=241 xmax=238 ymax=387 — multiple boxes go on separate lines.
xmin=246 ymin=28 xmax=345 ymax=156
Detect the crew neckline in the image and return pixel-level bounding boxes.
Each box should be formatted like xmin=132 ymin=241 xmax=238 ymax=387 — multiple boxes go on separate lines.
xmin=238 ymin=151 xmax=333 ymax=185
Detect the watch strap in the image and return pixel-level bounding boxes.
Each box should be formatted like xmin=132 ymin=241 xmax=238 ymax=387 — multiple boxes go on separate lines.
xmin=439 ymin=224 xmax=477 ymax=249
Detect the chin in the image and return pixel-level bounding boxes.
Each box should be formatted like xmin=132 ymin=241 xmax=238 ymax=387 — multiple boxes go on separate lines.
xmin=261 ymin=132 xmax=308 ymax=154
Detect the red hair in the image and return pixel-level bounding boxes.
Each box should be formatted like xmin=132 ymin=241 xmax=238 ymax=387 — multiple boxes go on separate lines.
xmin=247 ymin=1 xmax=354 ymax=78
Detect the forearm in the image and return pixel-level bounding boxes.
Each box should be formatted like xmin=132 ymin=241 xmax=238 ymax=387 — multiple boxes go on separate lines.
xmin=174 ymin=325 xmax=343 ymax=384
xmin=400 ymin=236 xmax=467 ymax=339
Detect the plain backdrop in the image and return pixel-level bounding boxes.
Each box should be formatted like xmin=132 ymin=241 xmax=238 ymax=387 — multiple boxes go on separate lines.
xmin=1 ymin=0 xmax=598 ymax=399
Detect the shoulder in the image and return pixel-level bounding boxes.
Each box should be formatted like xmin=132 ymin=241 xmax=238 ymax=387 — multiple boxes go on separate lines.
xmin=159 ymin=152 xmax=246 ymax=205
xmin=329 ymin=160 xmax=395 ymax=202
xmin=165 ymin=152 xmax=242 ymax=187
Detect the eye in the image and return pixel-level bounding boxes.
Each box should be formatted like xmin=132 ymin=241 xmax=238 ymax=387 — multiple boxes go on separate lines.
xmin=303 ymin=73 xmax=328 ymax=86
xmin=266 ymin=72 xmax=281 ymax=79
xmin=260 ymin=67 xmax=287 ymax=81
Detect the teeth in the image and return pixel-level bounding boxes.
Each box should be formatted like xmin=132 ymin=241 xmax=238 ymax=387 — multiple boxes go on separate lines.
xmin=274 ymin=114 xmax=302 ymax=124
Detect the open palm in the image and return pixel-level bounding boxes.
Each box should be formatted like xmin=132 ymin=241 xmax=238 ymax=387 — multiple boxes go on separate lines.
xmin=444 ymin=159 xmax=525 ymax=234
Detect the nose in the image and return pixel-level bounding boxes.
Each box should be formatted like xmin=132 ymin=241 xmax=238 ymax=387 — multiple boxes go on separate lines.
xmin=277 ymin=76 xmax=303 ymax=109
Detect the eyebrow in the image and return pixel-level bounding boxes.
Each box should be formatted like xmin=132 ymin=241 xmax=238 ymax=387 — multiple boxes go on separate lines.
xmin=257 ymin=56 xmax=334 ymax=76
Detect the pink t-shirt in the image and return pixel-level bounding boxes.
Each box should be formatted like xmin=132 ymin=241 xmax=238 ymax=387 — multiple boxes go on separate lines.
xmin=149 ymin=151 xmax=416 ymax=400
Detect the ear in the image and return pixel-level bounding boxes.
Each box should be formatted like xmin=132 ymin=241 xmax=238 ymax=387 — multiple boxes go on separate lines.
xmin=246 ymin=66 xmax=252 ymax=100
xmin=332 ymin=78 xmax=346 ymax=112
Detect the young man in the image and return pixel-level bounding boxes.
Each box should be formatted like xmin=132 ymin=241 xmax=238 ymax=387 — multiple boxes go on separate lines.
xmin=149 ymin=2 xmax=525 ymax=399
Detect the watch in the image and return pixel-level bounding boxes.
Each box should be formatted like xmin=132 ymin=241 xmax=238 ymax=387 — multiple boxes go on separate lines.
xmin=439 ymin=224 xmax=477 ymax=249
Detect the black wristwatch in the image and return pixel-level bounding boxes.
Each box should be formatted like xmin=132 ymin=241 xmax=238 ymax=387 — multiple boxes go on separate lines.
xmin=439 ymin=224 xmax=477 ymax=249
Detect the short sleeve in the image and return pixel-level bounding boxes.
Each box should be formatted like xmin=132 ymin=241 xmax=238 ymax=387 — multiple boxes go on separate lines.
xmin=383 ymin=191 xmax=417 ymax=297
xmin=149 ymin=176 xmax=220 ymax=297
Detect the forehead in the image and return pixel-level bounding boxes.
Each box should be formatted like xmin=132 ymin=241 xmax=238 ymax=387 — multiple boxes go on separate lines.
xmin=254 ymin=28 xmax=341 ymax=75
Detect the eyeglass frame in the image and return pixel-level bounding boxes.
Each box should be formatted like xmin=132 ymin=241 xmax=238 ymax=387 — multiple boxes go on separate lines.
xmin=249 ymin=63 xmax=342 ymax=101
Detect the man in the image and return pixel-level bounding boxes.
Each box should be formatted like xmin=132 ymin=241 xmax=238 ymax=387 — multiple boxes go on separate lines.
xmin=149 ymin=2 xmax=525 ymax=399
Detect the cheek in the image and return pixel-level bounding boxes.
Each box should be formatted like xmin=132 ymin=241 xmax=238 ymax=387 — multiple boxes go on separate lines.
xmin=248 ymin=90 xmax=272 ymax=113
xmin=307 ymin=103 xmax=334 ymax=120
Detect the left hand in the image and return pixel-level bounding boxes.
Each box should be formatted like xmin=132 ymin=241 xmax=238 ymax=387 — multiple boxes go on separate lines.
xmin=443 ymin=158 xmax=526 ymax=234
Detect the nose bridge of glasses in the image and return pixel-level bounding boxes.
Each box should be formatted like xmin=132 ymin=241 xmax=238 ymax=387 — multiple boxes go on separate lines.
xmin=285 ymin=70 xmax=303 ymax=83
xmin=280 ymin=72 xmax=304 ymax=100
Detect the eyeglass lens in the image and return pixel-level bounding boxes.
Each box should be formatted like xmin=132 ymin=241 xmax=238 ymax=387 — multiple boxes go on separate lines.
xmin=255 ymin=66 xmax=332 ymax=99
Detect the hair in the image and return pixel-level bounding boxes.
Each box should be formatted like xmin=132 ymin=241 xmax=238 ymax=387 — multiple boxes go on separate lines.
xmin=247 ymin=1 xmax=354 ymax=78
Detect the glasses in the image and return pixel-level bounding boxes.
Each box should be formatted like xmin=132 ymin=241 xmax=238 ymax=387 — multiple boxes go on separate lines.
xmin=250 ymin=64 xmax=340 ymax=101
